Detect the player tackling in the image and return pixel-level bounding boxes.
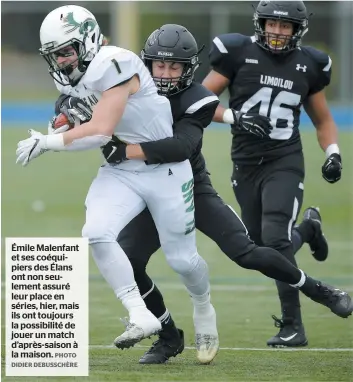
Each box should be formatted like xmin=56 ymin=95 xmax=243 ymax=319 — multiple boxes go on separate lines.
xmin=16 ymin=5 xmax=219 ymax=363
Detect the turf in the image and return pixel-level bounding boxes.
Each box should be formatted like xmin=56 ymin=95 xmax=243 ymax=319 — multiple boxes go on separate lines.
xmin=1 ymin=128 xmax=353 ymax=381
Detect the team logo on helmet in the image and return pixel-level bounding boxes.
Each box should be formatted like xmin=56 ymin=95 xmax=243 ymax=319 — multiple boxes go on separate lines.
xmin=62 ymin=12 xmax=96 ymax=35
xmin=147 ymin=30 xmax=159 ymax=46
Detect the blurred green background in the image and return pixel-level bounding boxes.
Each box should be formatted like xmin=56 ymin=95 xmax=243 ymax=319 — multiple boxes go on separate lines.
xmin=2 ymin=1 xmax=353 ymax=103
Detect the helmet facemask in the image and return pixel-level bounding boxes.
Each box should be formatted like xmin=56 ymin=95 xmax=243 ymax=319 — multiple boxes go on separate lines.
xmin=254 ymin=13 xmax=308 ymax=53
xmin=142 ymin=52 xmax=200 ymax=97
xmin=141 ymin=24 xmax=204 ymax=97
xmin=40 ymin=39 xmax=90 ymax=86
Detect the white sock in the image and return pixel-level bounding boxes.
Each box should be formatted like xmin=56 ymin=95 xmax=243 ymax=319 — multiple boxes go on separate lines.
xmin=290 ymin=269 xmax=307 ymax=288
xmin=90 ymin=242 xmax=146 ymax=311
xmin=192 ymin=293 xmax=217 ymax=336
xmin=191 ymin=290 xmax=213 ymax=316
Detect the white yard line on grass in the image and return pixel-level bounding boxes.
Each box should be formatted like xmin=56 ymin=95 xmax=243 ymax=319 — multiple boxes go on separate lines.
xmin=1 ymin=343 xmax=351 ymax=352
xmin=89 ymin=345 xmax=353 ymax=352
xmin=1 ymin=283 xmax=353 ymax=295
xmin=156 ymin=284 xmax=353 ymax=292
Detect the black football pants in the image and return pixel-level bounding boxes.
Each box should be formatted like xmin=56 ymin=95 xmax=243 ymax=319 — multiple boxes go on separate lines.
xmin=231 ymin=151 xmax=305 ymax=322
xmin=117 ymin=171 xmax=304 ymax=320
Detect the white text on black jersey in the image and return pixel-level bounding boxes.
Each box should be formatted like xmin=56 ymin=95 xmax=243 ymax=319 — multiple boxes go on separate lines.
xmin=260 ymin=75 xmax=293 ymax=90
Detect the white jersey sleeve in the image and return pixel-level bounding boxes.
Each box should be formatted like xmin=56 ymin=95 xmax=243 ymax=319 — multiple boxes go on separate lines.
xmin=85 ymin=47 xmax=142 ymax=93
xmin=54 ymin=80 xmax=72 ymax=95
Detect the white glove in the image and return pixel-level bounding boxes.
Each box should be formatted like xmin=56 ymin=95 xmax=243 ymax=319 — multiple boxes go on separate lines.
xmin=16 ymin=129 xmax=49 ymax=167
xmin=48 ymin=116 xmax=71 ymax=135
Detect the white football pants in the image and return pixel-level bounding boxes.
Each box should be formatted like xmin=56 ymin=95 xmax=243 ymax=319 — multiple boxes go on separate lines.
xmin=83 ymin=161 xmax=210 ymax=298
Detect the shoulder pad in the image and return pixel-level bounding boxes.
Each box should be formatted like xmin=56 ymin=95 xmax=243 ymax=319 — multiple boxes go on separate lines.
xmin=301 ymin=46 xmax=332 ymax=91
xmin=209 ymin=34 xmax=252 ymax=80
xmin=213 ymin=33 xmax=252 ymax=53
xmin=171 ymin=83 xmax=219 ymax=118
xmin=301 ymin=46 xmax=332 ymax=71
xmin=84 ymin=46 xmax=140 ymax=92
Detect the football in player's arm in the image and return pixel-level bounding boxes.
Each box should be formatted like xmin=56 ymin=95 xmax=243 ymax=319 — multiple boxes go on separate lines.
xmin=56 ymin=23 xmax=353 ymax=365
xmin=17 ymin=6 xmax=222 ymax=358
xmin=17 ymin=52 xmax=140 ymax=164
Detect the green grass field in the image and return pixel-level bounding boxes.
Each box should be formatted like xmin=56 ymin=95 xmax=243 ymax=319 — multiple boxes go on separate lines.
xmin=2 ymin=128 xmax=353 ymax=381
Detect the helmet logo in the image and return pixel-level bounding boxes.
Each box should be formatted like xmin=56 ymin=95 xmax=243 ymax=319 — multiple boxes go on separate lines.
xmin=147 ymin=30 xmax=159 ymax=46
xmin=158 ymin=51 xmax=173 ymax=56
xmin=273 ymin=10 xmax=288 ymax=16
xmin=62 ymin=12 xmax=96 ymax=35
xmin=42 ymin=42 xmax=55 ymax=49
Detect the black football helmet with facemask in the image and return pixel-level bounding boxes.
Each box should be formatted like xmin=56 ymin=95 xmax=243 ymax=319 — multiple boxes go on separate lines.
xmin=141 ymin=24 xmax=203 ymax=96
xmin=253 ymin=1 xmax=309 ymax=53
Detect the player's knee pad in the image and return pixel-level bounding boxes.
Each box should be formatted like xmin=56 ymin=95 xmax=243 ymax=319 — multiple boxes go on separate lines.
xmin=235 ymin=246 xmax=276 ymax=271
xmin=82 ymin=222 xmax=119 ymax=244
xmin=217 ymin=231 xmax=257 ymax=261
xmin=261 ymin=221 xmax=291 ymax=251
xmin=165 ymin=250 xmax=201 ymax=276
xmin=235 ymin=247 xmax=261 ymax=270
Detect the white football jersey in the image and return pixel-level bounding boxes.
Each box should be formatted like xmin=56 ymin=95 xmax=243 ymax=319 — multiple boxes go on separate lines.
xmin=55 ymin=46 xmax=173 ymax=144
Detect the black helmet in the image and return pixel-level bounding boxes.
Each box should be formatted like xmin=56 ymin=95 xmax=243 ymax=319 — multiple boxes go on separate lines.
xmin=253 ymin=1 xmax=309 ymax=53
xmin=141 ymin=24 xmax=203 ymax=96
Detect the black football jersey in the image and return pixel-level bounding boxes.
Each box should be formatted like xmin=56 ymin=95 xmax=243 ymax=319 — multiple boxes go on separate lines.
xmin=210 ymin=33 xmax=332 ymax=165
xmin=169 ymin=83 xmax=219 ymax=176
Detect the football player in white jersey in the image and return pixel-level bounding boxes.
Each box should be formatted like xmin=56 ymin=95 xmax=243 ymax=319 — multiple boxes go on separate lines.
xmin=16 ymin=5 xmax=219 ymax=360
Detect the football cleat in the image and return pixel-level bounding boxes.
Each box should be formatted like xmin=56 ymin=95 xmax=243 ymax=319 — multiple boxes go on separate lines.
xmin=303 ymin=282 xmax=353 ymax=319
xmin=139 ymin=328 xmax=185 ymax=364
xmin=303 ymin=206 xmax=328 ymax=261
xmin=193 ymin=304 xmax=219 ymax=364
xmin=267 ymin=315 xmax=308 ymax=348
xmin=195 ymin=333 xmax=219 ymax=364
xmin=114 ymin=310 xmax=161 ymax=349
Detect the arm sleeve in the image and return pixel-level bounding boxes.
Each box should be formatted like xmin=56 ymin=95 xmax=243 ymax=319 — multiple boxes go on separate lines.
xmin=140 ymin=101 xmax=218 ymax=164
xmin=63 ymin=135 xmax=111 ymax=151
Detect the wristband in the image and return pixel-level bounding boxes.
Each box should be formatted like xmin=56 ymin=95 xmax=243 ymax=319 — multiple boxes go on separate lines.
xmin=45 ymin=134 xmax=65 ymax=151
xmin=325 ymin=143 xmax=340 ymax=158
xmin=223 ymin=109 xmax=235 ymax=124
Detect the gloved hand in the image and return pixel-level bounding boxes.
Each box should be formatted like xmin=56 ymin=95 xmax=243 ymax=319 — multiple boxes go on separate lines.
xmin=49 ymin=96 xmax=92 ymax=135
xmin=16 ymin=129 xmax=49 ymax=167
xmin=101 ymin=136 xmax=128 ymax=164
xmin=59 ymin=96 xmax=92 ymax=124
xmin=233 ymin=110 xmax=273 ymax=138
xmin=322 ymin=153 xmax=342 ymax=183
xmin=47 ymin=116 xmax=71 ymax=135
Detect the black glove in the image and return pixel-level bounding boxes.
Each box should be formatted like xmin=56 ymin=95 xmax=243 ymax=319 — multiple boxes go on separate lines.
xmin=322 ymin=153 xmax=342 ymax=183
xmin=233 ymin=110 xmax=272 ymax=138
xmin=101 ymin=136 xmax=128 ymax=164
xmin=57 ymin=96 xmax=92 ymax=124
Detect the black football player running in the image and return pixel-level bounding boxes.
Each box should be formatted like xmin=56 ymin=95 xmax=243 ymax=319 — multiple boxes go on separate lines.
xmin=203 ymin=0 xmax=343 ymax=347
